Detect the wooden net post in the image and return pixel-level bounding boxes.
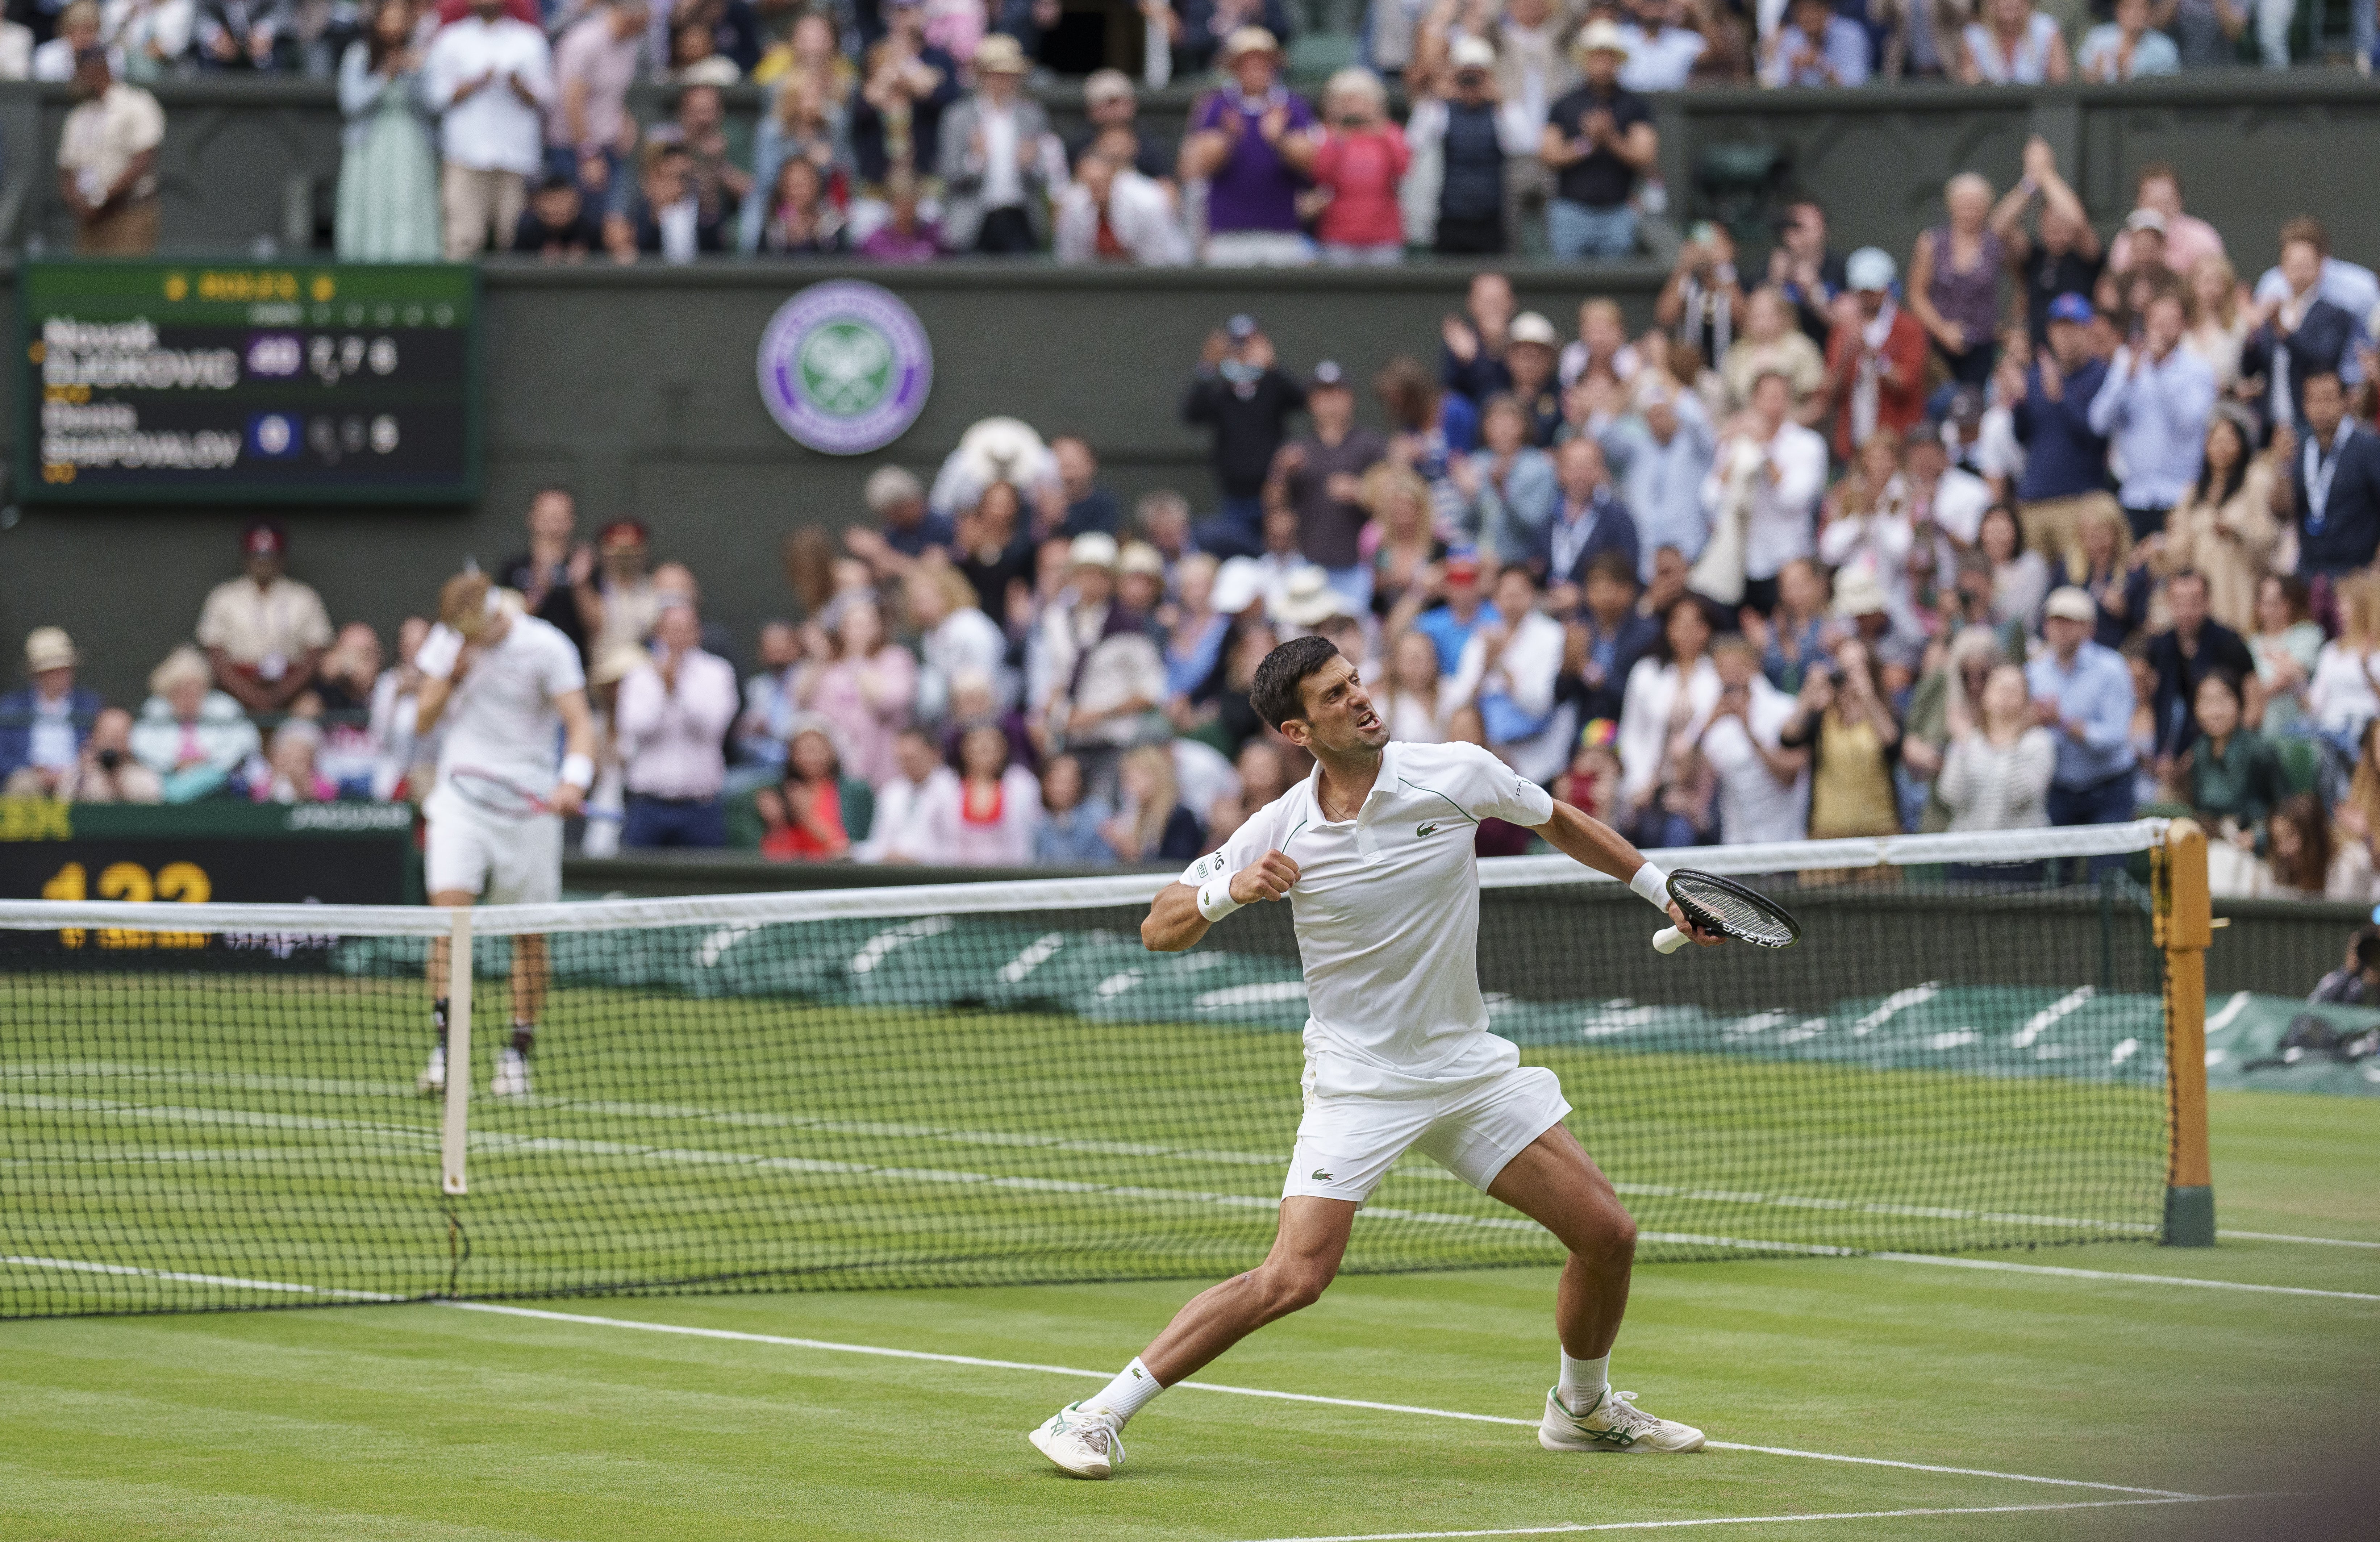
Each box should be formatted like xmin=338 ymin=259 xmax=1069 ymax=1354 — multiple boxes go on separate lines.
xmin=2154 ymin=818 xmax=2214 ymax=1246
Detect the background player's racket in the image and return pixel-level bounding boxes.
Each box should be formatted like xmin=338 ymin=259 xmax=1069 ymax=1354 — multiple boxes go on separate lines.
xmin=1651 ymin=870 xmax=1803 ymax=954
xmin=446 ymin=766 xmax=554 ymax=818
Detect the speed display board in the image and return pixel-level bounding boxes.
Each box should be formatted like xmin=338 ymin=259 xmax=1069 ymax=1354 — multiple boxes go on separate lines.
xmin=18 ymin=261 xmax=480 ymax=504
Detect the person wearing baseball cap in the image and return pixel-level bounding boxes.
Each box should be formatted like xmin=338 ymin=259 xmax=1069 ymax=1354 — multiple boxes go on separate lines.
xmin=1187 ymin=314 xmax=1307 ymax=556
xmin=1180 ymin=26 xmax=1318 ymax=267
xmin=1543 ymin=20 xmax=1656 ymax=261
xmin=0 ymin=628 xmax=103 ymax=799
xmin=193 ymin=520 xmax=333 ymax=715
xmin=1405 ymin=35 xmax=1506 ymax=255
xmin=2026 ymin=585 xmax=2139 ymax=854
xmin=1822 ymin=245 xmax=1930 ymax=462
xmin=1408 ymin=546 xmax=1498 ymax=673
xmin=2009 ymin=292 xmax=2117 ymax=579
xmin=1269 ymin=359 xmax=1389 ymax=608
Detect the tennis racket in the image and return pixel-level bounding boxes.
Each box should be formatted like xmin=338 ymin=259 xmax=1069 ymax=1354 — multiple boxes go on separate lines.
xmin=445 ymin=766 xmax=554 ymax=818
xmin=1651 ymin=870 xmax=1803 ymax=954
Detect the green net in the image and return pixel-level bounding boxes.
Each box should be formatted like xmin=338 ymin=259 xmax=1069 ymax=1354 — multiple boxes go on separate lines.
xmin=0 ymin=826 xmax=2172 ymax=1317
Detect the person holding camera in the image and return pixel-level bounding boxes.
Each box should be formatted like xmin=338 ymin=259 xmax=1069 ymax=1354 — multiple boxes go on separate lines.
xmin=1655 ymin=221 xmax=1746 ymax=366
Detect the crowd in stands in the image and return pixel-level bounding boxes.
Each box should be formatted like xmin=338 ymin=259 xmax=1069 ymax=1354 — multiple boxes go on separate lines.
xmin=33 ymin=0 xmax=2375 ymax=260
xmin=11 ymin=153 xmax=2380 ymax=897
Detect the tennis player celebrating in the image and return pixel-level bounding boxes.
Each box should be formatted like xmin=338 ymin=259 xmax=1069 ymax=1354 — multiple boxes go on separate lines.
xmin=1029 ymin=635 xmax=1721 ymax=1479
xmin=413 ymin=571 xmax=597 ymax=1099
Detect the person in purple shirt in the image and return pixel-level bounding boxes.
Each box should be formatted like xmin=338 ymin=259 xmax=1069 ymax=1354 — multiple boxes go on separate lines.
xmin=1179 ymin=26 xmax=1316 ymax=267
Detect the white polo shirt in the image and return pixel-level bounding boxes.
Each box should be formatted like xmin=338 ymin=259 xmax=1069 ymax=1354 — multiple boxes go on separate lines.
xmin=1183 ymin=741 xmax=1555 ymax=1095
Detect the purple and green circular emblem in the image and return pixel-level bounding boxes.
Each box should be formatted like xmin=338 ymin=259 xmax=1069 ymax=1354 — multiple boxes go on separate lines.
xmin=756 ymin=281 xmax=933 ymax=455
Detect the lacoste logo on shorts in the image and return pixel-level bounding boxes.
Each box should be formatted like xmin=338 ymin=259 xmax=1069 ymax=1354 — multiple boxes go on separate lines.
xmin=1312 ymin=1168 xmax=1333 ymax=1180
xmin=1417 ymin=823 xmax=1439 ymax=838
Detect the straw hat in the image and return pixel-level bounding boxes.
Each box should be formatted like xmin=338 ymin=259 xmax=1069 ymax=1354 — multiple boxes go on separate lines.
xmin=1221 ymin=25 xmax=1281 ymax=61
xmin=1572 ymin=19 xmax=1632 ymax=60
xmin=971 ymin=33 xmax=1030 ymax=75
xmin=23 ymin=626 xmax=79 ymax=674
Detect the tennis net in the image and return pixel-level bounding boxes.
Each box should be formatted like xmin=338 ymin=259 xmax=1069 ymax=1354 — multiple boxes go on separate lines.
xmin=3 ymin=821 xmax=2185 ymax=1317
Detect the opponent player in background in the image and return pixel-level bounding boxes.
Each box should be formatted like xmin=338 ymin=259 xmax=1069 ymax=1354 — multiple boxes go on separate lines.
xmin=1030 ymin=634 xmax=1722 ymax=1479
xmin=413 ymin=571 xmax=597 ymax=1099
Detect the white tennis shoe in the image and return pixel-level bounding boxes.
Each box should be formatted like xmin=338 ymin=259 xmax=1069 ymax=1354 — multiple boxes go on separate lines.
xmin=416 ymin=1046 xmax=446 ymax=1096
xmin=1538 ymin=1387 xmax=1706 ymax=1453
xmin=491 ymin=1047 xmax=532 ymax=1098
xmin=1028 ymin=1403 xmax=1126 ymax=1479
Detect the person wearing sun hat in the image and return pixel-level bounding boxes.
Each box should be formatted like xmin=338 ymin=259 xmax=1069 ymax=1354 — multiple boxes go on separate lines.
xmin=1539 ymin=19 xmax=1656 ymax=261
xmin=1180 ymin=25 xmax=1317 ymax=267
xmin=0 ymin=627 xmax=104 ymax=797
xmin=936 ymin=32 xmax=1055 ymax=254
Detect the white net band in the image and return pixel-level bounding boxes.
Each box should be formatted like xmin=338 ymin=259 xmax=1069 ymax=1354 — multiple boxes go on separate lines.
xmin=0 ymin=821 xmax=2168 ymax=940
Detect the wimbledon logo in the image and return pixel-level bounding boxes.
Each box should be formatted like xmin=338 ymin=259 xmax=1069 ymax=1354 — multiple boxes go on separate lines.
xmin=756 ymin=281 xmax=932 ymax=455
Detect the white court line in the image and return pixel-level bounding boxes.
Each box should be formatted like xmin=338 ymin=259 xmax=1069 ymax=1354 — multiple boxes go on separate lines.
xmin=2219 ymin=1229 xmax=2380 ymax=1250
xmin=435 ymin=1300 xmax=2201 ymax=1500
xmin=1868 ymin=1252 xmax=2380 ymax=1302
xmin=2 ymin=1255 xmax=401 ymax=1301
xmin=1229 ymin=1495 xmax=2276 ymax=1542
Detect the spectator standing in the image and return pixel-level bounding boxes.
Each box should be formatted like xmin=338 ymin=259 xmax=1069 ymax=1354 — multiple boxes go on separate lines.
xmin=1363 ymin=466 xmax=1445 ymax=628
xmin=1409 ymin=548 xmax=1498 ymax=673
xmin=2012 ymin=293 xmax=2114 ymax=575
xmin=1782 ymin=636 xmax=1902 ymax=841
xmin=850 ymin=0 xmax=960 ymax=196
xmin=1053 ymin=146 xmax=1191 ymax=265
xmin=1618 ymin=0 xmax=1714 ymax=89
xmin=2077 ymin=0 xmax=2180 ymax=78
xmin=2182 ymin=256 xmax=2250 ymax=391
xmin=937 ymin=33 xmax=1052 ymax=255
xmin=56 ymin=45 xmax=162 ymax=253
xmin=1978 ymin=502 xmax=2051 ymax=630
xmin=0 ymin=628 xmax=102 ymax=798
xmin=1768 ymin=198 xmax=1847 ymax=347
xmin=195 ymin=521 xmax=333 ymax=715
xmin=1539 ymin=22 xmax=1655 ymax=262
xmin=1180 ymin=28 xmax=1316 ymax=267
xmin=55 ymin=707 xmax=162 ymax=804
xmin=1496 ymin=310 xmax=1563 ymax=445
xmin=1826 ymin=246 xmax=1933 ymax=460
xmin=1760 ymin=0 xmax=1870 ymax=84
xmin=1067 ymin=69 xmax=1171 ymax=180
xmin=952 ymin=482 xmax=1037 ymax=617
xmin=337 ymin=0 xmax=440 ymax=261
xmin=1563 ymin=550 xmax=1662 ymax=724
xmin=1439 ymin=271 xmax=1515 ymax=402
xmin=1042 ymin=534 xmax=1167 ymax=776
xmin=1294 ymin=67 xmax=1406 ymax=267
xmin=1906 ymin=174 xmax=2004 ymax=387
xmin=130 ymin=646 xmax=262 ymax=803
xmin=2025 ymin=587 xmax=2137 ymax=832
xmin=548 ymin=0 xmax=645 ymax=212
xmin=1532 ymin=436 xmax=1641 ymax=598
xmin=2250 ymin=575 xmax=2321 ymax=735
xmin=1698 ymin=632 xmax=1807 ymax=845
xmin=423 ymin=0 xmax=552 ymax=260
xmin=1264 ymin=359 xmax=1386 ymax=603
xmin=497 ymin=487 xmax=598 ymax=664
xmin=1656 ymin=222 xmax=1746 ymax=366
xmin=1616 ymin=593 xmax=1721 ymax=845
xmin=908 ymin=565 xmax=1013 ymax=721
xmin=613 ymin=602 xmax=738 ymax=847
xmin=2167 ymin=0 xmax=2248 ymax=66
xmin=1937 ymin=662 xmax=2055 ymax=832
xmin=2243 ymin=226 xmax=2365 ymax=438
xmin=1707 ymin=370 xmax=1827 ymax=614
xmin=34 ymin=2 xmax=109 ymax=79
xmin=1033 ymin=752 xmax=1117 ymax=866
xmin=1182 ymin=314 xmax=1305 ymax=555
xmin=1467 ymin=391 xmax=1560 ymax=562
xmin=585 ymin=517 xmax=658 ymax=661
xmin=2147 ymin=568 xmax=2256 ymax=766
xmin=2089 ymin=290 xmax=2217 ymax=543
xmin=2070 ymin=502 xmax=2152 ymax=649
xmin=1720 ymin=286 xmax=1826 ymax=417
xmin=795 ymin=598 xmax=916 ymax=788
xmin=2280 ymin=371 xmax=2380 ymax=582
xmin=1450 ymin=564 xmax=1570 ymax=782
xmin=2307 ymin=577 xmax=2380 ymax=758
xmin=1958 ymin=0 xmax=2070 ymax=81
xmin=1992 ymin=137 xmax=2102 ymax=350
xmin=1404 ymin=35 xmax=1519 ymax=257
xmin=1484 ymin=0 xmax=1574 ymax=250
xmin=2248 ymin=217 xmax=2380 ymax=322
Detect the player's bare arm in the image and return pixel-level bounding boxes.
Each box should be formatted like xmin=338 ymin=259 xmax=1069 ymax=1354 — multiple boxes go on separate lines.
xmin=1529 ymin=801 xmax=1724 ymax=948
xmin=1141 ymin=850 xmax=1300 ymax=953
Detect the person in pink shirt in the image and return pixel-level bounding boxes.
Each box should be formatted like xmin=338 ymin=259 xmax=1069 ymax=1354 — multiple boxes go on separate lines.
xmin=1292 ymin=66 xmax=1409 ymax=266
xmin=2106 ymin=162 xmax=2224 ymax=279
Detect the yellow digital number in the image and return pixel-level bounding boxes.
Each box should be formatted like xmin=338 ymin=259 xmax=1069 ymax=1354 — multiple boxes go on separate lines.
xmin=41 ymin=859 xmax=86 ymax=949
xmin=155 ymin=861 xmax=211 ymax=949
xmin=97 ymin=860 xmax=154 ymax=949
xmin=42 ymin=857 xmax=214 ymax=950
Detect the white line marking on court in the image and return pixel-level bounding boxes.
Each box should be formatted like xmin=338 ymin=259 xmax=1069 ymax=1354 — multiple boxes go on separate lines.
xmin=1 ymin=1255 xmax=401 ymax=1301
xmin=1227 ymin=1495 xmax=2280 ymax=1542
xmin=1867 ymin=1252 xmax=2380 ymax=1301
xmin=432 ymin=1301 xmax=2201 ymax=1499
xmin=2218 ymin=1229 xmax=2380 ymax=1249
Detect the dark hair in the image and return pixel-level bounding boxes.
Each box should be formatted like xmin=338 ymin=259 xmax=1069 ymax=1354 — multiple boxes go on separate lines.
xmin=1653 ymin=592 xmax=1717 ymax=662
xmin=2263 ymin=572 xmax=2310 ymax=625
xmin=2302 ymin=369 xmax=2346 ymax=399
xmin=1585 ymin=549 xmax=1639 ymax=589
xmin=1250 ymin=633 xmax=1345 ymax=730
xmin=2196 ymin=413 xmax=2250 ymax=507
xmin=2167 ymin=566 xmax=2209 ymax=596
xmin=2278 ymin=215 xmax=2329 ymax=257
xmin=1979 ymin=502 xmax=2025 ymax=559
xmin=2268 ymin=792 xmax=2333 ymax=893
xmin=2353 ymin=925 xmax=2380 ymax=973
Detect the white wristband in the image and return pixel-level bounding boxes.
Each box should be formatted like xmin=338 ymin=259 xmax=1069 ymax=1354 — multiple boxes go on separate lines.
xmin=1629 ymin=861 xmax=1671 ymax=910
xmin=559 ymin=753 xmax=596 ymax=792
xmin=1196 ymin=874 xmax=1244 ymax=924
xmin=413 ymin=624 xmax=463 ymax=682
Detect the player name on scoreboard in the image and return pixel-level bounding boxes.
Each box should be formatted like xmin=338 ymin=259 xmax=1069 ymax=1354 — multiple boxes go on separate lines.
xmin=17 ymin=262 xmax=481 ymax=505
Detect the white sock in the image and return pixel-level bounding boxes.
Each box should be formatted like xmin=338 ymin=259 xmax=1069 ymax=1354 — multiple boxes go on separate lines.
xmin=1558 ymin=1351 xmax=1609 ymax=1414
xmin=1083 ymin=1358 xmax=1165 ymax=1424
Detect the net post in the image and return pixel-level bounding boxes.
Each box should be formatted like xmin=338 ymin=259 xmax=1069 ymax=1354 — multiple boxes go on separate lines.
xmin=440 ymin=907 xmax=473 ymax=1198
xmin=2155 ymin=818 xmax=2214 ymax=1247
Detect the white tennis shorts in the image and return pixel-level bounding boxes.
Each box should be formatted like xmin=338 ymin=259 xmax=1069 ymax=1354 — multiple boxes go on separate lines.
xmin=1281 ymin=1059 xmax=1572 ymax=1205
xmin=424 ymin=794 xmax=561 ymax=905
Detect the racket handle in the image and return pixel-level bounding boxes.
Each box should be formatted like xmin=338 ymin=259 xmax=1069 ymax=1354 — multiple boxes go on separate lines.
xmin=1652 ymin=926 xmax=1688 ymax=955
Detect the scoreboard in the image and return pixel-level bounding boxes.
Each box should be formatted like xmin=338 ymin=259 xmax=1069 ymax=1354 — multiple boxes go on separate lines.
xmin=17 ymin=261 xmax=481 ymax=505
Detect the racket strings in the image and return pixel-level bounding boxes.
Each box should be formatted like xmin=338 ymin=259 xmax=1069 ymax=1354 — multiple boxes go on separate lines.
xmin=1675 ymin=882 xmax=1797 ymax=947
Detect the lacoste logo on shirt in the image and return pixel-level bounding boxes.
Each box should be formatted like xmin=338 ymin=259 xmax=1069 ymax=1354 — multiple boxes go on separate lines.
xmin=1416 ymin=823 xmax=1440 ymax=838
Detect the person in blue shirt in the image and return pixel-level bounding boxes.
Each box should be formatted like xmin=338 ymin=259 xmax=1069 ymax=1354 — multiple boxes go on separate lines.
xmin=1760 ymin=0 xmax=1872 ymax=86
xmin=1411 ymin=549 xmax=1500 ymax=674
xmin=2013 ymin=292 xmax=2113 ymax=578
xmin=2086 ymin=290 xmax=2215 ymax=543
xmin=2025 ymin=586 xmax=2138 ymax=870
xmin=1032 ymin=753 xmax=1119 ymax=867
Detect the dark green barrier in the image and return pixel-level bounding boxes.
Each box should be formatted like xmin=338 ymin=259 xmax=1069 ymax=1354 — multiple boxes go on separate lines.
xmin=0 ymin=797 xmax=417 ymax=905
